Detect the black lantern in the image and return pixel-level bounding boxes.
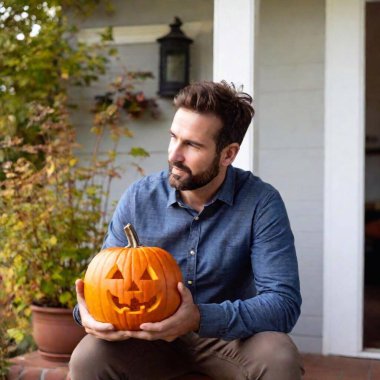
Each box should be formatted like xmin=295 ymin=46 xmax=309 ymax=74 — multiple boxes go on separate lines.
xmin=157 ymin=17 xmax=193 ymax=97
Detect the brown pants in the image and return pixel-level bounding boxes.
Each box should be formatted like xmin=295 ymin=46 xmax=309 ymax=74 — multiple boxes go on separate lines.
xmin=69 ymin=332 xmax=304 ymax=380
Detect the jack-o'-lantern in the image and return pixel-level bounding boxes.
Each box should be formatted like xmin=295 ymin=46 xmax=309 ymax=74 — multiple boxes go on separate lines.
xmin=84 ymin=224 xmax=183 ymax=330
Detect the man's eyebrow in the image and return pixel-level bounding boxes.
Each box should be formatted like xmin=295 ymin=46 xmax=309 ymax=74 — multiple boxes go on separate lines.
xmin=169 ymin=130 xmax=206 ymax=148
xmin=186 ymin=139 xmax=205 ymax=148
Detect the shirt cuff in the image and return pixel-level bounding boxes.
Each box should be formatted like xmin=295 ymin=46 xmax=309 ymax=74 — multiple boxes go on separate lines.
xmin=197 ymin=303 xmax=228 ymax=338
xmin=72 ymin=304 xmax=83 ymax=326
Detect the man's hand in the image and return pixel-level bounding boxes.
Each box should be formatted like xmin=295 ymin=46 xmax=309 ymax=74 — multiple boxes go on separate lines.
xmin=76 ymin=279 xmax=200 ymax=342
xmin=76 ymin=279 xmax=130 ymax=341
xmin=126 ymin=282 xmax=200 ymax=342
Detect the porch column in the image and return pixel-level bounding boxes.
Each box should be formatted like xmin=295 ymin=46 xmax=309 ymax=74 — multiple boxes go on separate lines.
xmin=324 ymin=0 xmax=365 ymax=357
xmin=213 ymin=0 xmax=258 ymax=171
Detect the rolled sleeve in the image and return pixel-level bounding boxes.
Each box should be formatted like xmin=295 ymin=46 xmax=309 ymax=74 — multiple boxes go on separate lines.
xmin=197 ymin=303 xmax=228 ymax=338
xmin=72 ymin=304 xmax=82 ymax=326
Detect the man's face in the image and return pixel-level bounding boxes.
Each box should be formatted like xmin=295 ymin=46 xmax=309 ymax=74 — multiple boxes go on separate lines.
xmin=168 ymin=108 xmax=223 ymax=191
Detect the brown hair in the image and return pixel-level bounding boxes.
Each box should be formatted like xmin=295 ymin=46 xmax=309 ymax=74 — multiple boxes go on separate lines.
xmin=173 ymin=81 xmax=254 ymax=153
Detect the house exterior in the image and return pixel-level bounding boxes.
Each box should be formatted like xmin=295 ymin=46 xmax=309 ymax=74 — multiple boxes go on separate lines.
xmin=72 ymin=0 xmax=379 ymax=359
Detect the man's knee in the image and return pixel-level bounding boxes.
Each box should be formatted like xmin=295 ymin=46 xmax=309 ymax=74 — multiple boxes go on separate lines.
xmin=246 ymin=332 xmax=303 ymax=379
xmin=69 ymin=335 xmax=192 ymax=380
xmin=69 ymin=335 xmax=122 ymax=380
xmin=70 ymin=335 xmax=97 ymax=379
xmin=255 ymin=332 xmax=298 ymax=361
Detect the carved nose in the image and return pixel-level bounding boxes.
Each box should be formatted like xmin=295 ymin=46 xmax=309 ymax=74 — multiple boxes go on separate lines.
xmin=128 ymin=281 xmax=140 ymax=291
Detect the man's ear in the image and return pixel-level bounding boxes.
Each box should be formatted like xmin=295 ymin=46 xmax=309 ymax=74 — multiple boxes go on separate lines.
xmin=220 ymin=143 xmax=240 ymax=167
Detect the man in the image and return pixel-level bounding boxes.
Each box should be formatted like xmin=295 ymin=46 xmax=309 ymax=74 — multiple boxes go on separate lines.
xmin=70 ymin=81 xmax=303 ymax=379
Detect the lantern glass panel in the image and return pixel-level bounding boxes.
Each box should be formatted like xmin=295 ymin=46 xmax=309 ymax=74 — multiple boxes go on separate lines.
xmin=165 ymin=53 xmax=186 ymax=82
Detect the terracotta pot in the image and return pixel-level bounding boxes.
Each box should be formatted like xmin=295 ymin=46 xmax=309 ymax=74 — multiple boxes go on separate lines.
xmin=31 ymin=304 xmax=86 ymax=362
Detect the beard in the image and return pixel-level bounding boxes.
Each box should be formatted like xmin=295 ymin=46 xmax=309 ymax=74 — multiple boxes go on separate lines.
xmin=168 ymin=154 xmax=221 ymax=191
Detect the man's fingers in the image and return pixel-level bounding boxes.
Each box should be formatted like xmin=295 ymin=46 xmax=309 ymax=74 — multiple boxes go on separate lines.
xmin=126 ymin=330 xmax=158 ymax=341
xmin=139 ymin=321 xmax=165 ymax=332
xmin=126 ymin=329 xmax=176 ymax=342
xmin=84 ymin=317 xmax=114 ymax=332
xmin=85 ymin=328 xmax=129 ymax=341
xmin=75 ymin=278 xmax=85 ymax=304
xmin=75 ymin=278 xmax=84 ymax=292
xmin=177 ymin=282 xmax=192 ymax=303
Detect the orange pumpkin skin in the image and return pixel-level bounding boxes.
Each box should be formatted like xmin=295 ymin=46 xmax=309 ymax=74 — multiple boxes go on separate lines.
xmin=84 ymin=224 xmax=183 ymax=331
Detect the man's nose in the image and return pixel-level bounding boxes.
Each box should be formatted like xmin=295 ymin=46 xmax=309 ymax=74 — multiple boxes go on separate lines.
xmin=168 ymin=142 xmax=184 ymax=162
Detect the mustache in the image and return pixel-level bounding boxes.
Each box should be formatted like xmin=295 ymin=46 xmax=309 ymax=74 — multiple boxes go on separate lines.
xmin=168 ymin=161 xmax=192 ymax=174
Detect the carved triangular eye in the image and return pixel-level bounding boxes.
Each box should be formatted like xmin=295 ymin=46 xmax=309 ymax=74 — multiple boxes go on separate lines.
xmin=106 ymin=265 xmax=124 ymax=279
xmin=140 ymin=266 xmax=158 ymax=280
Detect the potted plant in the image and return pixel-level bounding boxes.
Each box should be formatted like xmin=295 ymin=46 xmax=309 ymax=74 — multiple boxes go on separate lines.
xmin=0 ymin=72 xmax=158 ymax=361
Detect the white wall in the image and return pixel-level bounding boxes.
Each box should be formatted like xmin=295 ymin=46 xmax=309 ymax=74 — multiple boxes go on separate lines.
xmin=68 ymin=0 xmax=213 ymax=206
xmin=256 ymin=0 xmax=325 ymax=353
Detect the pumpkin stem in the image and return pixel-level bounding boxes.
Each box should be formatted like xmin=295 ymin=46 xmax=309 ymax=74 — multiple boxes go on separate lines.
xmin=124 ymin=224 xmax=140 ymax=248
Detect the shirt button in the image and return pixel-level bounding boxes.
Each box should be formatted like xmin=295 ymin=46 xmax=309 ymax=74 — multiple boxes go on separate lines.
xmin=194 ymin=216 xmax=199 ymax=221
xmin=190 ymin=250 xmax=195 ymax=255
xmin=187 ymin=280 xmax=193 ymax=285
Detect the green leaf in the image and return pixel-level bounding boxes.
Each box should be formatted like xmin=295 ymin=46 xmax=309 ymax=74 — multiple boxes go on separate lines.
xmin=128 ymin=147 xmax=150 ymax=158
xmin=41 ymin=280 xmax=55 ymax=296
xmin=7 ymin=328 xmax=25 ymax=344
xmin=59 ymin=291 xmax=73 ymax=306
xmin=108 ymin=47 xmax=118 ymax=56
xmin=100 ymin=26 xmax=113 ymax=42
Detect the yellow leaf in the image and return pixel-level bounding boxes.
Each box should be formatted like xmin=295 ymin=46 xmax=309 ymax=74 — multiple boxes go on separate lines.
xmin=49 ymin=236 xmax=58 ymax=246
xmin=61 ymin=70 xmax=69 ymax=79
xmin=46 ymin=162 xmax=55 ymax=177
xmin=106 ymin=104 xmax=118 ymax=116
xmin=108 ymin=150 xmax=116 ymax=160
xmin=69 ymin=158 xmax=77 ymax=167
xmin=124 ymin=128 xmax=134 ymax=138
xmin=15 ymin=221 xmax=25 ymax=230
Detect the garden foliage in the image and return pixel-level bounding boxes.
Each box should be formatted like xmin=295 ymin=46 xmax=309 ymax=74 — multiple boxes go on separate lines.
xmin=0 ymin=0 xmax=159 ymax=368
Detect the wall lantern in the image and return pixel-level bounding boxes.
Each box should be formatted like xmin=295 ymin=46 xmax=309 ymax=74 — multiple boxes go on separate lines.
xmin=157 ymin=17 xmax=193 ymax=97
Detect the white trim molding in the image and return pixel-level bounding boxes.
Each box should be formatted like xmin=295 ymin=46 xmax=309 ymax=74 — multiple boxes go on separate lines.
xmin=213 ymin=0 xmax=257 ymax=171
xmin=324 ymin=0 xmax=367 ymax=357
xmin=78 ymin=21 xmax=213 ymax=45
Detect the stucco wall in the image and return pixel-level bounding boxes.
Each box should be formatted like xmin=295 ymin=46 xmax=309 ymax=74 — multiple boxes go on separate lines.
xmin=256 ymin=0 xmax=325 ymax=353
xmin=69 ymin=0 xmax=213 ymax=206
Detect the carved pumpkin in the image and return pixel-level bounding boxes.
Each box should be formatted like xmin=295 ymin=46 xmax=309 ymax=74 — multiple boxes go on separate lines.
xmin=84 ymin=224 xmax=183 ymax=330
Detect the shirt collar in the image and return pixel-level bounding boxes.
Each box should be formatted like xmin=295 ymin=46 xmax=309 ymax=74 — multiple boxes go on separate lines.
xmin=167 ymin=182 xmax=178 ymax=207
xmin=216 ymin=165 xmax=235 ymax=206
xmin=166 ymin=165 xmax=235 ymax=208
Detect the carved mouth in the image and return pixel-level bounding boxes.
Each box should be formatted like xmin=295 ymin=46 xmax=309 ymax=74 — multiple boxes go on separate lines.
xmin=108 ymin=291 xmax=159 ymax=314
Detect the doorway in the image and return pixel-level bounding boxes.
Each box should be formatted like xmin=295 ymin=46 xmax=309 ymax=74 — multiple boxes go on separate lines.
xmin=363 ymin=0 xmax=380 ymax=350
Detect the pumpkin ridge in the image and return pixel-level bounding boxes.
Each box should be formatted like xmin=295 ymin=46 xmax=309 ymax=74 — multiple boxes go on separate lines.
xmin=141 ymin=247 xmax=162 ymax=317
xmin=131 ymin=245 xmax=142 ymax=328
xmin=93 ymin=250 xmax=110 ymax=323
xmin=151 ymin=247 xmax=171 ymax=319
xmin=120 ymin=247 xmax=131 ymax=330
xmin=101 ymin=249 xmax=120 ymax=325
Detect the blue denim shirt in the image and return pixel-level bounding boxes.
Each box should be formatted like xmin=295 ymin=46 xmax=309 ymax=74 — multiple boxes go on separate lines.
xmin=100 ymin=165 xmax=301 ymax=340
